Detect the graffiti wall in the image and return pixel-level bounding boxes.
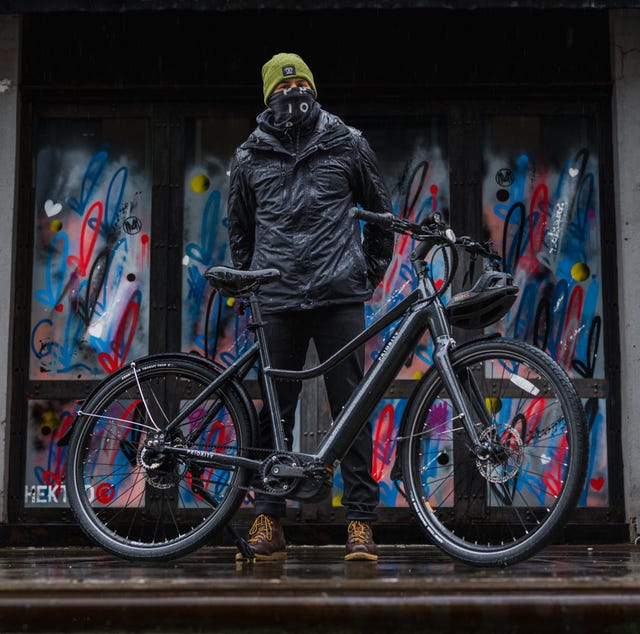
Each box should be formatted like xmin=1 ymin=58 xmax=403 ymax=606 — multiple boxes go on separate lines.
xmin=481 ymin=115 xmax=607 ymax=507
xmin=24 ymin=114 xmax=607 ymax=511
xmin=25 ymin=119 xmax=152 ymax=507
xmin=29 ymin=119 xmax=152 ymax=380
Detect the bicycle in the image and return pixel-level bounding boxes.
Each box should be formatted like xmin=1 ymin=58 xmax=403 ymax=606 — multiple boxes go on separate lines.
xmin=62 ymin=208 xmax=588 ymax=567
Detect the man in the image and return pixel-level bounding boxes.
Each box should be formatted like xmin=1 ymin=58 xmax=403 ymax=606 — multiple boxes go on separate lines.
xmin=227 ymin=52 xmax=394 ymax=562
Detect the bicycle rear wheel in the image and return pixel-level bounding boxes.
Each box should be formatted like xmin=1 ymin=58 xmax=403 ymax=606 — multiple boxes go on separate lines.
xmin=65 ymin=353 xmax=256 ymax=561
xmin=400 ymin=338 xmax=588 ymax=567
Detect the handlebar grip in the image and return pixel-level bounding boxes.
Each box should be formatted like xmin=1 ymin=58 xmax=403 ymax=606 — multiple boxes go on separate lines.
xmin=349 ymin=207 xmax=395 ymax=228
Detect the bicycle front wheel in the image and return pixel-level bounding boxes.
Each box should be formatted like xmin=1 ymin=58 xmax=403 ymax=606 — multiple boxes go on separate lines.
xmin=400 ymin=338 xmax=588 ymax=567
xmin=65 ymin=353 xmax=256 ymax=561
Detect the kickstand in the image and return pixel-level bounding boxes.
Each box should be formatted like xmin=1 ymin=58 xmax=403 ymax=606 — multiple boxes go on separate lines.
xmin=225 ymin=524 xmax=255 ymax=560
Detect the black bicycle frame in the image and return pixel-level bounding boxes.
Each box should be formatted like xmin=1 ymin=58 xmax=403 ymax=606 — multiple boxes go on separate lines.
xmin=164 ymin=242 xmax=485 ymax=473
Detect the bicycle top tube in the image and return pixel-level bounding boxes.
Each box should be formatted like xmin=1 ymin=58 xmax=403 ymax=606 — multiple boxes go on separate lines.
xmin=264 ymin=288 xmax=423 ymax=381
xmin=203 ymin=207 xmax=463 ymax=386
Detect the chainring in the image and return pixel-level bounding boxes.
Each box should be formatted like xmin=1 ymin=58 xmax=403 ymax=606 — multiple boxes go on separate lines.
xmin=257 ymin=453 xmax=302 ymax=496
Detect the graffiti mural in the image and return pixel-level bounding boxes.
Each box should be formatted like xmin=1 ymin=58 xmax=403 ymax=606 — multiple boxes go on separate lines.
xmin=24 ymin=120 xmax=152 ymax=507
xmin=482 ymin=116 xmax=607 ymax=507
xmin=23 ymin=115 xmax=607 ymax=512
xmin=29 ymin=120 xmax=152 ymax=380
xmin=24 ymin=399 xmax=74 ymax=507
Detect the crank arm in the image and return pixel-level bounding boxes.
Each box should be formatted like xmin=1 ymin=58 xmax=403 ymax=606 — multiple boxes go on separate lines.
xmin=190 ymin=472 xmax=256 ymax=560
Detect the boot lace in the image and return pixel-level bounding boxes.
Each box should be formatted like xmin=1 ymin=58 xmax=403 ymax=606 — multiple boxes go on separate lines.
xmin=248 ymin=514 xmax=274 ymax=543
xmin=348 ymin=520 xmax=371 ymax=545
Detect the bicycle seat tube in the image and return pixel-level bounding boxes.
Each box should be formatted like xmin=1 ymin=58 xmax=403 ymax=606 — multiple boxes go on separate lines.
xmin=248 ymin=291 xmax=289 ymax=452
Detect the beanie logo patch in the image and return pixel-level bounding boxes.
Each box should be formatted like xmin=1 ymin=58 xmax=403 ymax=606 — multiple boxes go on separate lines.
xmin=282 ymin=65 xmax=296 ymax=77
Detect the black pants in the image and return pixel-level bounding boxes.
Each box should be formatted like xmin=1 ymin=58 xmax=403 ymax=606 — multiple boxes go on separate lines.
xmin=254 ymin=303 xmax=379 ymax=522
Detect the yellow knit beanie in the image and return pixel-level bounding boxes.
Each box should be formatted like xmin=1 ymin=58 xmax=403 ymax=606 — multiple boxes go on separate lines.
xmin=261 ymin=53 xmax=317 ymax=105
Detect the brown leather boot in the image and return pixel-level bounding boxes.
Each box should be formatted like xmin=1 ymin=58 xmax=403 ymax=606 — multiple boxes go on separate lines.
xmin=235 ymin=514 xmax=287 ymax=562
xmin=345 ymin=520 xmax=378 ymax=561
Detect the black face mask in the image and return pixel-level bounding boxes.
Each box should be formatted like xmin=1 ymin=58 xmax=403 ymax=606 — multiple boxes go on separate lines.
xmin=267 ymin=87 xmax=315 ymax=127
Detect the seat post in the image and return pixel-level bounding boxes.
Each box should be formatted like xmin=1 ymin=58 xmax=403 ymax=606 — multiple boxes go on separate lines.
xmin=248 ymin=291 xmax=288 ymax=452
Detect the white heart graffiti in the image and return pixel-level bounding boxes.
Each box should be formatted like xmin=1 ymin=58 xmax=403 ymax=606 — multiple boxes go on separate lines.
xmin=44 ymin=199 xmax=63 ymax=217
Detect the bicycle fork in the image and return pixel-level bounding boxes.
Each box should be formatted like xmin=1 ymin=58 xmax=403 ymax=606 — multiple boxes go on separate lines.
xmin=418 ymin=263 xmax=491 ymax=459
xmin=431 ymin=333 xmax=493 ymax=458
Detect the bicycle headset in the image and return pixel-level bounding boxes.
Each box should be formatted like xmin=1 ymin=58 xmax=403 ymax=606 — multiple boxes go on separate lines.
xmin=446 ymin=270 xmax=519 ymax=330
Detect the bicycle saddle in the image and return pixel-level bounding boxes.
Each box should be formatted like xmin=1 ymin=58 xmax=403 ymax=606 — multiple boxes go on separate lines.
xmin=204 ymin=265 xmax=281 ymax=297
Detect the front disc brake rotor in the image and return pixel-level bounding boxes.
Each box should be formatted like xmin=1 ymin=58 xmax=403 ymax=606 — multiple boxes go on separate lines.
xmin=475 ymin=425 xmax=524 ymax=483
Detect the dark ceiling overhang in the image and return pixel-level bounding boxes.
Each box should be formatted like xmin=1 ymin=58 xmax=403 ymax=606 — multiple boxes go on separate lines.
xmin=1 ymin=0 xmax=640 ymax=11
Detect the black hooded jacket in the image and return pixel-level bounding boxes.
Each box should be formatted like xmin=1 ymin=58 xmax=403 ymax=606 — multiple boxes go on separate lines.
xmin=227 ymin=105 xmax=394 ymax=314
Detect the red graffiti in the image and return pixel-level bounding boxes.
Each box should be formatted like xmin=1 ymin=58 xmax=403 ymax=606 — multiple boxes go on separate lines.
xmin=98 ymin=299 xmax=140 ymax=374
xmin=430 ymin=184 xmax=439 ymax=211
xmin=95 ymin=482 xmax=115 ymax=504
xmin=372 ymin=404 xmax=396 ymax=482
xmin=42 ymin=470 xmax=62 ymax=499
xmin=559 ymin=285 xmax=584 ymax=368
xmin=66 ymin=200 xmax=103 ymax=277
xmin=542 ymin=435 xmax=568 ymax=499
xmin=528 ymin=184 xmax=548 ymax=256
xmin=140 ymin=233 xmax=150 ymax=268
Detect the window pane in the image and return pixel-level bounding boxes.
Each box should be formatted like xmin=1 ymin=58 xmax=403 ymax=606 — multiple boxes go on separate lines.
xmin=181 ymin=118 xmax=252 ymax=365
xmin=482 ymin=115 xmax=604 ymax=380
xmin=30 ymin=119 xmax=152 ymax=379
xmin=482 ymin=115 xmax=608 ymax=508
xmin=24 ymin=399 xmax=75 ymax=508
xmin=359 ymin=118 xmax=449 ymax=379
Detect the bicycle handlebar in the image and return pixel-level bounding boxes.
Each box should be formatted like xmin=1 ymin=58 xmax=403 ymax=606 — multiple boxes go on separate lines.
xmin=350 ymin=207 xmax=500 ymax=262
xmin=349 ymin=208 xmax=396 ymax=228
xmin=349 ymin=207 xmax=448 ymax=239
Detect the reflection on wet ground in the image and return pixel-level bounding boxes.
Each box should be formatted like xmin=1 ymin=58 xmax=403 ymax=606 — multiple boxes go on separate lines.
xmin=1 ymin=543 xmax=640 ymax=633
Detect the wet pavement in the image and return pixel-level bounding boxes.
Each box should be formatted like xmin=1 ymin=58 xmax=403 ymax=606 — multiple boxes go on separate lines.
xmin=1 ymin=542 xmax=640 ymax=633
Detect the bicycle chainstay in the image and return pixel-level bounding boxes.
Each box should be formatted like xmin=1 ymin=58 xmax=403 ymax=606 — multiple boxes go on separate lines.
xmin=162 ymin=438 xmax=327 ymax=498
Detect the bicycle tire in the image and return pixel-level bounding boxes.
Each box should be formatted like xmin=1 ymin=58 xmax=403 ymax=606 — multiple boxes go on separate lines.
xmin=399 ymin=337 xmax=588 ymax=567
xmin=65 ymin=353 xmax=256 ymax=561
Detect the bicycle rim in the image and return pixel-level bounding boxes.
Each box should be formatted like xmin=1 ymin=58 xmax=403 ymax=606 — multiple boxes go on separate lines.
xmin=401 ymin=338 xmax=588 ymax=567
xmin=65 ymin=354 xmax=253 ymax=561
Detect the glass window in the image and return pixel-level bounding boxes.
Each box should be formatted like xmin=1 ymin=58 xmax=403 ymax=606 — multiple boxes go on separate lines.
xmin=482 ymin=114 xmax=607 ymax=507
xmin=23 ymin=398 xmax=75 ymax=508
xmin=482 ymin=115 xmax=603 ymax=379
xmin=356 ymin=117 xmax=450 ymax=381
xmin=181 ymin=118 xmax=252 ymax=365
xmin=29 ymin=119 xmax=152 ymax=380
